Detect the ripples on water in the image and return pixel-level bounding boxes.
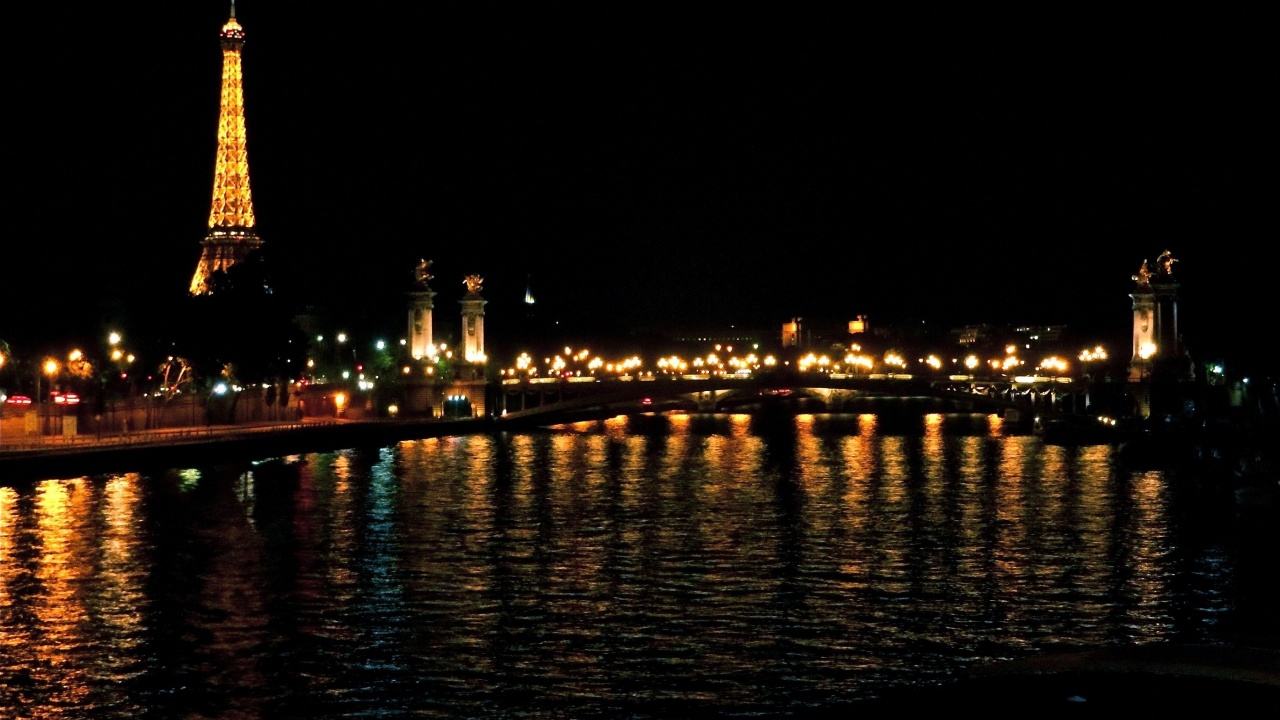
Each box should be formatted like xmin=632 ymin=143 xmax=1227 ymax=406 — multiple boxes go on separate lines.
xmin=0 ymin=412 xmax=1266 ymax=718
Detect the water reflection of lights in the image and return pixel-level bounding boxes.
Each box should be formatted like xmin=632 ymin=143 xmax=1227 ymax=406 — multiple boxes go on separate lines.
xmin=101 ymin=475 xmax=146 ymax=660
xmin=1127 ymin=471 xmax=1175 ymax=629
xmin=32 ymin=479 xmax=93 ymax=707
xmin=987 ymin=412 xmax=1004 ymax=437
xmin=0 ymin=414 xmax=1213 ymax=715
xmin=0 ymin=486 xmax=16 ymax=597
xmin=237 ymin=471 xmax=257 ymax=523
xmin=178 ymin=468 xmax=202 ymax=491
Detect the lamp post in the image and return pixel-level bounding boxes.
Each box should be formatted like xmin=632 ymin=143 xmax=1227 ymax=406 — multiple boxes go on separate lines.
xmin=108 ymin=332 xmax=136 ymax=400
xmin=108 ymin=331 xmax=122 ymax=433
xmin=337 ymin=332 xmax=357 ymax=373
xmin=41 ymin=358 xmax=58 ymax=436
xmin=1077 ymin=345 xmax=1108 ymax=414
xmin=0 ymin=348 xmax=6 ymax=448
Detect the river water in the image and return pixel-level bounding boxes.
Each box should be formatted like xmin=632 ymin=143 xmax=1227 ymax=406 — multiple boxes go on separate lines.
xmin=1 ymin=412 xmax=1275 ymax=718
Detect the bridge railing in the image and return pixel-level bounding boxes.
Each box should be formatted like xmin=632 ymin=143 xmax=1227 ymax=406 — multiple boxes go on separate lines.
xmin=0 ymin=420 xmax=340 ymax=454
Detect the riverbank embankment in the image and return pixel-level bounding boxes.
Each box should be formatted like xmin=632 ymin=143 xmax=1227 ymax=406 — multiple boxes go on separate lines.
xmin=0 ymin=416 xmax=494 ymax=484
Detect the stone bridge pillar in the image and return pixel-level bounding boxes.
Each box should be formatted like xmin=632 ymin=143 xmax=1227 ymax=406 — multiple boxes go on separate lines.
xmin=408 ymin=259 xmax=437 ymax=361
xmin=460 ymin=275 xmax=487 ymax=363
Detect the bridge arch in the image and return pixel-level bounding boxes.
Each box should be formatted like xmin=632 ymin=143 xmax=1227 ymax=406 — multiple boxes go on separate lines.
xmin=494 ymin=375 xmax=1046 ymax=428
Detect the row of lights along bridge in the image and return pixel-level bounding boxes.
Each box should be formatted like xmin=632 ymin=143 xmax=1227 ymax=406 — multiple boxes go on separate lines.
xmin=0 ymin=322 xmax=1126 ymax=412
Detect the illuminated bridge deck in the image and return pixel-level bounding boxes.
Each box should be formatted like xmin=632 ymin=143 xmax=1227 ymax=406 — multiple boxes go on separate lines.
xmin=493 ymin=373 xmax=1082 ymax=427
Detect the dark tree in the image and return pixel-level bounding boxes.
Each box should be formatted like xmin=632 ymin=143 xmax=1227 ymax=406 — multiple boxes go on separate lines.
xmin=179 ymin=249 xmax=307 ymax=387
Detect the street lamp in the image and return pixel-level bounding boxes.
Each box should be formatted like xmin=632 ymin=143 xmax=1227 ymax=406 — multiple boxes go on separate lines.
xmin=41 ymin=358 xmax=58 ymax=401
xmin=0 ymin=350 xmax=6 ymax=448
xmin=337 ymin=332 xmax=356 ymax=372
xmin=107 ymin=331 xmax=136 ymax=397
xmin=1137 ymin=342 xmax=1157 ymax=382
xmin=1072 ymin=345 xmax=1109 ymax=414
xmin=40 ymin=358 xmax=58 ymax=435
xmin=1077 ymin=346 xmax=1108 ymax=377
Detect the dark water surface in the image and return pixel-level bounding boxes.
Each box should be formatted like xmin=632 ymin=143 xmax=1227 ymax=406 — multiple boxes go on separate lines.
xmin=1 ymin=412 xmax=1275 ymax=718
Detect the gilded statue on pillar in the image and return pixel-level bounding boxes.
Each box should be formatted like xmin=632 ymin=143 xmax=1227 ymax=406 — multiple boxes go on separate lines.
xmin=1132 ymin=259 xmax=1152 ymax=288
xmin=463 ymin=274 xmax=484 ymax=294
xmin=1155 ymin=249 xmax=1177 ymax=277
xmin=414 ymin=259 xmax=433 ymax=288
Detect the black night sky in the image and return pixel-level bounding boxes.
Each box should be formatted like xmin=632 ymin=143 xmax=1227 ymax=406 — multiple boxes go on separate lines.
xmin=4 ymin=3 xmax=1273 ymax=373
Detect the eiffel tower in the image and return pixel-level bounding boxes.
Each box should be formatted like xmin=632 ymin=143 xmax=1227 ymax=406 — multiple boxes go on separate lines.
xmin=189 ymin=1 xmax=263 ymax=296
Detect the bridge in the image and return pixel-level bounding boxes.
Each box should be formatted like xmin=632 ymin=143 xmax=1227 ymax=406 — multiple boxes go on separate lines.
xmin=492 ymin=372 xmax=1085 ymax=428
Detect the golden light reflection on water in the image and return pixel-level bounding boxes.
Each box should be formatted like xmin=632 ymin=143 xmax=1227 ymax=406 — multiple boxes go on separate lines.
xmin=316 ymin=449 xmax=360 ymax=607
xmin=920 ymin=414 xmax=948 ymax=533
xmin=101 ymin=474 xmax=145 ymax=636
xmin=987 ymin=412 xmax=1005 ymax=436
xmin=0 ymin=486 xmax=16 ymax=588
xmin=33 ymin=478 xmax=94 ymax=710
xmin=993 ymin=438 xmax=1033 ymax=602
xmin=0 ymin=412 xmax=1223 ymax=718
xmin=462 ymin=435 xmax=494 ymax=519
xmin=600 ymin=414 xmax=629 ymax=441
xmin=794 ymin=414 xmax=822 ymax=493
xmin=947 ymin=434 xmax=992 ymax=614
xmin=0 ymin=486 xmax=18 ymax=661
xmin=1125 ymin=470 xmax=1175 ymax=635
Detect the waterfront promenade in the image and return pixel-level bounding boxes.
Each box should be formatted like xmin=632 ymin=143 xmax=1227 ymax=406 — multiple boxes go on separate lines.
xmin=0 ymin=415 xmax=493 ymax=483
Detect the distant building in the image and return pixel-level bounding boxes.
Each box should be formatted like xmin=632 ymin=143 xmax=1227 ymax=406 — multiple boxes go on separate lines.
xmin=955 ymin=324 xmax=996 ymax=346
xmin=848 ymin=315 xmax=869 ymax=335
xmin=1014 ymin=325 xmax=1066 ymax=344
xmin=781 ymin=318 xmax=801 ymax=348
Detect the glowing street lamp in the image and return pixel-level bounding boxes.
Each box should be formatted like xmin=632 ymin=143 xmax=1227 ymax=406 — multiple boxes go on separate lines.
xmin=0 ymin=347 xmax=5 ymax=447
xmin=1040 ymin=356 xmax=1069 ymax=375
xmin=42 ymin=358 xmax=59 ymax=398
xmin=1078 ymin=345 xmax=1108 ymax=363
xmin=34 ymin=357 xmax=59 ymax=434
xmin=1077 ymin=345 xmax=1108 ymax=380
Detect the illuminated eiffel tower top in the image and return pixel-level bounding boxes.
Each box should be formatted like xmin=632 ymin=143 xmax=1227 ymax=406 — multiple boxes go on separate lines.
xmin=189 ymin=0 xmax=263 ymax=296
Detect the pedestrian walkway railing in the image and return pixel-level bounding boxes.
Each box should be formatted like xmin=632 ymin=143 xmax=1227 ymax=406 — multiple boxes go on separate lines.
xmin=0 ymin=420 xmax=340 ymax=454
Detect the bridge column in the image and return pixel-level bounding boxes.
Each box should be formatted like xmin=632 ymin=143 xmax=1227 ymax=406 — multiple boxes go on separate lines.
xmin=697 ymin=391 xmax=714 ymax=412
xmin=460 ymin=275 xmax=487 ymax=362
xmin=408 ymin=260 xmax=437 ymax=361
xmin=407 ymin=290 xmax=436 ymax=360
xmin=1128 ymin=250 xmax=1193 ymax=383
